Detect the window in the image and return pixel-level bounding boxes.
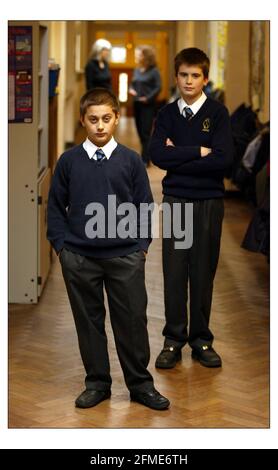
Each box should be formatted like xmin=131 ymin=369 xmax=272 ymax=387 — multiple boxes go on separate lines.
xmin=111 ymin=46 xmax=127 ymax=63
xmin=118 ymin=73 xmax=128 ymax=102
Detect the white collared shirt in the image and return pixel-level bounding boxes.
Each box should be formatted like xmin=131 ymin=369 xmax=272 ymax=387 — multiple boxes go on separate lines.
xmin=83 ymin=136 xmax=118 ymax=160
xmin=177 ymin=91 xmax=207 ymax=117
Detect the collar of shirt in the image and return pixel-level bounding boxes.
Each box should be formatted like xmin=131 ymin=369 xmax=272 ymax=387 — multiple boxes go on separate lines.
xmin=83 ymin=136 xmax=118 ymax=160
xmin=177 ymin=91 xmax=207 ymax=117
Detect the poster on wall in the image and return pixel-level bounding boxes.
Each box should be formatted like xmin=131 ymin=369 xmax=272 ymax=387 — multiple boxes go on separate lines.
xmin=8 ymin=26 xmax=33 ymax=123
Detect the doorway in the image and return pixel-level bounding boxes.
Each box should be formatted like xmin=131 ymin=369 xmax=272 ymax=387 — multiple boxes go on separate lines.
xmin=89 ymin=22 xmax=175 ymax=116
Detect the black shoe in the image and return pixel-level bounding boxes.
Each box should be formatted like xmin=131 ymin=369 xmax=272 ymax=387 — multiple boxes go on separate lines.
xmin=75 ymin=389 xmax=111 ymax=408
xmin=130 ymin=388 xmax=170 ymax=410
xmin=191 ymin=345 xmax=222 ymax=368
xmin=155 ymin=346 xmax=182 ymax=369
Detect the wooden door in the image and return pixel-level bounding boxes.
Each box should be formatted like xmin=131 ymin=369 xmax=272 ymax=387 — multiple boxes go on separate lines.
xmin=95 ymin=29 xmax=169 ymax=115
xmin=111 ymin=67 xmax=134 ymax=116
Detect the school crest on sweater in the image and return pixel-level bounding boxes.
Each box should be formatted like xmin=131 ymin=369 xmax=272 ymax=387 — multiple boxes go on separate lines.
xmin=202 ymin=118 xmax=210 ymax=132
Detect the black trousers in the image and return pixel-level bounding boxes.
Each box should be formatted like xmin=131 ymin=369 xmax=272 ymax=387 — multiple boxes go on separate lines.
xmin=60 ymin=249 xmax=154 ymax=392
xmin=133 ymin=101 xmax=156 ymax=164
xmin=162 ymin=196 xmax=224 ymax=349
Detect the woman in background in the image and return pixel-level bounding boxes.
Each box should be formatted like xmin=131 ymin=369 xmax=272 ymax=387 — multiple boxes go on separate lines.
xmin=85 ymin=39 xmax=112 ymax=91
xmin=129 ymin=46 xmax=161 ymax=166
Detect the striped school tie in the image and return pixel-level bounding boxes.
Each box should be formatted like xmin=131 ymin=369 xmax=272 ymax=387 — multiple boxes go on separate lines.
xmin=183 ymin=106 xmax=194 ymax=121
xmin=95 ymin=148 xmax=106 ymax=162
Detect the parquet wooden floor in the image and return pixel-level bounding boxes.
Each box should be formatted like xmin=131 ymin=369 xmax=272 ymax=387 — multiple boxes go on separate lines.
xmin=8 ymin=117 xmax=269 ymax=428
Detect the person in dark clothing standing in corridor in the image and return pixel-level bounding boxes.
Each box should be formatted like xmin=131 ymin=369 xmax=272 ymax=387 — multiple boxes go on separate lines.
xmin=47 ymin=88 xmax=169 ymax=411
xmin=150 ymin=48 xmax=233 ymax=370
xmin=129 ymin=45 xmax=161 ymax=166
xmin=85 ymin=39 xmax=112 ymax=91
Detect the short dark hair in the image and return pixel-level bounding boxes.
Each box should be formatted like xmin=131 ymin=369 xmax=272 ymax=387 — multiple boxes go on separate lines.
xmin=174 ymin=47 xmax=210 ymax=78
xmin=80 ymin=87 xmax=120 ymax=117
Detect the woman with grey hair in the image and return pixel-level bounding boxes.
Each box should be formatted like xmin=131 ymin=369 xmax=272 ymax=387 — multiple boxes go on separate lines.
xmin=85 ymin=39 xmax=112 ymax=91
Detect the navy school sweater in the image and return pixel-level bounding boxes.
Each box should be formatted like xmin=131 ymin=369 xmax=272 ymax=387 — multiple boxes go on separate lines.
xmin=149 ymin=97 xmax=234 ymax=199
xmin=47 ymin=143 xmax=153 ymax=258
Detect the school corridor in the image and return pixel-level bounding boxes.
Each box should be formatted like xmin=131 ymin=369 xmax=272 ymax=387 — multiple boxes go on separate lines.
xmin=8 ymin=20 xmax=270 ymax=431
xmin=8 ymin=115 xmax=269 ymax=429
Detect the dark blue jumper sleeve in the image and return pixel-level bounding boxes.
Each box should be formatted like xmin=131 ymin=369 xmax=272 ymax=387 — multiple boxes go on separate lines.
xmin=47 ymin=155 xmax=70 ymax=254
xmin=149 ymin=109 xmax=200 ymax=170
xmin=132 ymin=157 xmax=154 ymax=252
xmin=174 ymin=107 xmax=234 ymax=174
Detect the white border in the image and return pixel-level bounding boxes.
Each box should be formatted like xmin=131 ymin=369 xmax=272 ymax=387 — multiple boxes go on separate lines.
xmin=1 ymin=0 xmax=277 ymax=451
